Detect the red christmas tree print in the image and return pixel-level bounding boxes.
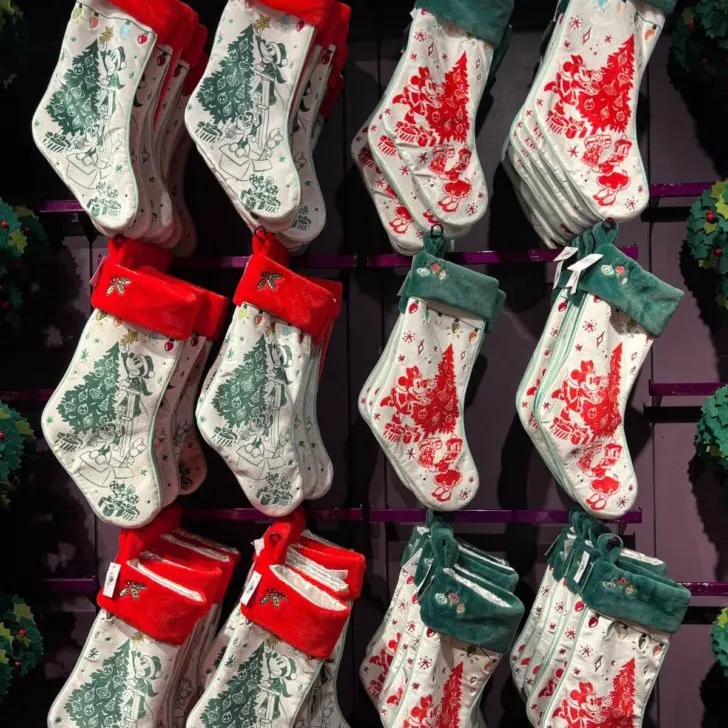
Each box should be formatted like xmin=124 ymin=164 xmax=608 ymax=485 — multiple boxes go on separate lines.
xmin=602 ymin=658 xmax=636 ymax=727
xmin=419 ymin=344 xmax=458 ymax=437
xmin=577 ymin=37 xmax=635 ymax=135
xmin=434 ymin=662 xmax=464 ymax=728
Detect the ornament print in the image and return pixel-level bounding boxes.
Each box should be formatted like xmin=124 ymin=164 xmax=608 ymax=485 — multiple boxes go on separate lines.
xmin=33 ymin=0 xmax=153 ymax=230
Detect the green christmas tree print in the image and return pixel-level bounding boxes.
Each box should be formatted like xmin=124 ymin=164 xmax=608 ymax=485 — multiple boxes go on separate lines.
xmin=200 ymin=642 xmax=265 ymax=728
xmin=212 ymin=337 xmax=270 ymax=434
xmin=98 ymin=481 xmax=140 ymax=522
xmin=45 ymin=40 xmax=102 ymax=139
xmin=64 ymin=636 xmax=131 ymax=727
xmin=197 ymin=26 xmax=256 ymax=127
xmin=58 ymin=342 xmax=121 ymax=436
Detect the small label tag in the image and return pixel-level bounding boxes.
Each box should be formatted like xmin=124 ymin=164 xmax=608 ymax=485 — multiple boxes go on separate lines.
xmin=552 ymin=246 xmax=578 ymax=289
xmin=241 ymin=571 xmax=261 ymax=606
xmin=253 ymin=539 xmax=263 ymax=557
xmin=102 ymin=562 xmax=121 ymax=598
xmin=573 ymin=551 xmax=591 ymax=584
xmin=544 ymin=533 xmax=561 ymax=559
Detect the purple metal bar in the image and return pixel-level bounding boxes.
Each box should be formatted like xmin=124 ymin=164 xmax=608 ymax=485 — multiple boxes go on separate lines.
xmin=43 ymin=578 xmax=97 ymax=595
xmin=366 ymin=246 xmax=639 ymax=268
xmin=648 ymin=382 xmax=722 ymax=398
xmin=38 ymin=200 xmax=84 ymax=214
xmin=175 ymin=254 xmax=358 ymax=270
xmin=185 ymin=507 xmax=364 ymax=522
xmin=648 ymin=182 xmax=711 ymax=199
xmin=369 ymin=508 xmax=642 ymax=524
xmin=0 ymin=389 xmax=53 ymax=403
xmin=683 ymin=582 xmax=728 ymax=597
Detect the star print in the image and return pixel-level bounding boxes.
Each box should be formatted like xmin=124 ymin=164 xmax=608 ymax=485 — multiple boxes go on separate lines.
xmin=400 ymin=165 xmax=409 ymax=176
xmin=418 ymin=152 xmax=428 ymax=164
xmin=568 ymin=146 xmax=579 ymax=158
xmin=604 ymin=34 xmax=612 ymax=43
xmin=46 ymin=416 xmax=54 ymax=424
xmin=575 ymin=344 xmax=583 ymax=352
xmin=410 ymin=53 xmax=417 ymax=61
xmin=360 ymin=397 xmax=366 ymax=405
xmin=140 ymin=469 xmax=148 ymax=477
xmin=441 ymin=53 xmax=448 ymax=62
xmin=407 ymin=448 xmax=415 ymax=460
xmin=403 ymin=332 xmax=415 ymax=343
xmin=584 ymin=321 xmax=596 ymax=332
xmin=580 ymin=646 xmax=592 ymax=658
xmin=398 ymin=354 xmax=405 ymax=362
xmin=371 ymin=124 xmax=377 ymax=132
xmin=525 ymin=109 xmax=533 ymax=117
xmin=373 ymin=413 xmax=381 ymax=420
xmin=564 ymin=40 xmax=571 ymax=49
xmin=526 ymin=677 xmax=534 ymax=686
xmin=384 ymin=108 xmax=392 ymax=116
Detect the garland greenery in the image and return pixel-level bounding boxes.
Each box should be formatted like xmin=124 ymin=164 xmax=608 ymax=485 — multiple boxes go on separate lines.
xmin=0 ymin=592 xmax=42 ymax=701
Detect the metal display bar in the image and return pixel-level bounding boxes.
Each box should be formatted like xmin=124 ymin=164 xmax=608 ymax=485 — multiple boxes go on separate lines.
xmin=682 ymin=582 xmax=728 ymax=597
xmin=649 ymin=382 xmax=722 ymax=398
xmin=648 ymin=182 xmax=711 ymax=199
xmin=0 ymin=389 xmax=53 ymax=403
xmin=185 ymin=507 xmax=365 ymax=522
xmin=44 ymin=578 xmax=97 ymax=595
xmin=369 ymin=508 xmax=642 ymax=524
xmin=175 ymin=254 xmax=359 ymax=270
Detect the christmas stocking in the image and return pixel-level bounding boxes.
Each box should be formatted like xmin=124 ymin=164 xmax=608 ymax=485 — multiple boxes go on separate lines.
xmin=374 ymin=0 xmax=513 ymax=229
xmin=527 ymin=532 xmax=667 ymax=725
xmin=531 ymin=0 xmax=674 ymax=222
xmin=390 ymin=557 xmax=523 ymax=728
xmin=535 ymin=231 xmax=683 ymax=517
xmin=186 ymin=526 xmax=351 ymax=728
xmin=378 ymin=521 xmax=519 ymax=726
xmin=539 ymin=534 xmax=690 ymax=728
xmin=367 ymin=250 xmax=505 ymax=509
xmin=32 ymin=0 xmax=178 ymax=234
xmin=195 ymin=247 xmax=336 ymax=516
xmin=281 ymin=5 xmax=351 ymax=250
xmin=47 ymin=557 xmax=211 ymax=728
xmin=185 ymin=0 xmax=334 ymax=231
xmin=42 ymin=259 xmax=202 ymax=527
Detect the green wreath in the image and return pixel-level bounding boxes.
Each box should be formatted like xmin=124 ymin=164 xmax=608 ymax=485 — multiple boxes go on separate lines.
xmin=0 ymin=592 xmax=42 ymax=701
xmin=0 ymin=402 xmax=34 ymax=509
xmin=712 ymin=607 xmax=728 ymax=679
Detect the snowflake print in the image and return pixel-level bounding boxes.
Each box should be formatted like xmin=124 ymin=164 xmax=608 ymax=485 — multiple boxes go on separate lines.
xmin=525 ymin=109 xmax=533 ymax=117
xmin=375 ymin=178 xmax=387 ymax=189
xmin=412 ymin=682 xmax=420 ymax=691
xmin=418 ymin=657 xmax=433 ymax=670
xmin=549 ymin=623 xmax=557 ymax=631
xmin=409 ymin=53 xmax=417 ymax=61
xmin=541 ymin=586 xmax=550 ymax=597
xmin=416 ymin=229 xmax=425 ymax=239
xmin=575 ymin=344 xmax=583 ymax=352
xmin=550 ymin=328 xmax=560 ymax=337
xmin=398 ymin=354 xmax=405 ymax=362
xmin=555 ymin=602 xmax=565 ymax=613
xmin=370 ymin=123 xmax=377 ymax=132
xmin=441 ymin=53 xmax=448 ymax=62
xmin=466 ymin=203 xmax=477 ymax=216
xmin=526 ymin=677 xmax=535 ymax=686
xmin=418 ymin=152 xmax=428 ymax=164
xmin=414 ymin=30 xmax=426 ymax=41
xmin=638 ymin=184 xmax=644 ymax=193
xmin=536 ymin=98 xmax=544 ymax=107
xmin=605 ymin=34 xmax=612 ymax=43
xmin=573 ymin=668 xmax=581 ymax=676
xmin=535 ymin=606 xmax=543 ymax=616
xmin=407 ymin=448 xmax=415 ymax=460
xmin=625 ymin=198 xmax=637 ymax=211
xmin=564 ymin=39 xmax=571 ymax=49
xmin=478 ymin=190 xmax=485 ymax=199
xmin=569 ymin=16 xmax=582 ymax=29
xmin=580 ymin=646 xmax=592 ymax=658
xmin=458 ymin=489 xmax=472 ymax=501
xmin=403 ymin=331 xmax=415 ymax=343
xmin=583 ymin=320 xmax=596 ymax=332
xmin=373 ymin=413 xmax=381 ymax=420
xmin=407 ymin=621 xmax=416 ymax=632
xmin=617 ymin=497 xmax=628 ymax=508
xmin=400 ymin=165 xmax=409 ymax=176
xmin=568 ymin=146 xmax=578 ymax=158
xmin=565 ymin=628 xmax=576 ymax=639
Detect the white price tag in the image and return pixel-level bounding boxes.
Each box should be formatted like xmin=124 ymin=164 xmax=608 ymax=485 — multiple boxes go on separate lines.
xmin=102 ymin=562 xmax=121 ymax=598
xmin=241 ymin=571 xmax=262 ymax=606
xmin=552 ymin=246 xmax=578 ymax=289
xmin=573 ymin=551 xmax=591 ymax=584
xmin=253 ymin=539 xmax=263 ymax=557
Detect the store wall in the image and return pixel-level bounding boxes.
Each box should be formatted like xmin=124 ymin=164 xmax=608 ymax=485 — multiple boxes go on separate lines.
xmin=1 ymin=1 xmax=726 ymax=725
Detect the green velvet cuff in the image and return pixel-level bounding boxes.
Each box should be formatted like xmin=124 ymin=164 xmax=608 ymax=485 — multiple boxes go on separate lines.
xmin=420 ymin=566 xmax=524 ymax=652
xmin=406 ymin=250 xmax=505 ymax=327
xmin=646 ymin=0 xmax=676 ymax=14
xmin=577 ymin=243 xmax=684 ymax=337
xmin=414 ymin=0 xmax=514 ymax=46
xmin=582 ymin=557 xmax=690 ymax=634
xmin=456 ymin=543 xmax=519 ymax=592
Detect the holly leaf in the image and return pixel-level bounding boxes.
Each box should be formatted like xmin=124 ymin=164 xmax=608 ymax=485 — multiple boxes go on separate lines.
xmin=0 ymin=648 xmax=7 ymax=665
xmin=0 ymin=624 xmax=11 ymax=644
xmin=717 ymin=197 xmax=728 ymax=221
xmin=705 ymin=222 xmax=718 ymax=234
xmin=13 ymin=601 xmax=32 ymax=621
xmin=14 ymin=419 xmax=32 ymax=437
xmin=7 ymin=229 xmax=26 ymax=255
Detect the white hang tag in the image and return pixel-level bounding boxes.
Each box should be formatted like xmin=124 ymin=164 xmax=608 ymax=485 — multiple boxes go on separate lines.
xmin=565 ymin=253 xmax=603 ymax=294
xmin=573 ymin=551 xmax=591 ymax=584
xmin=241 ymin=571 xmax=262 ymax=606
xmin=253 ymin=538 xmax=264 ymax=557
xmin=102 ymin=562 xmax=121 ymax=598
xmin=89 ymin=254 xmax=108 ymax=287
xmin=552 ymin=246 xmax=578 ymax=289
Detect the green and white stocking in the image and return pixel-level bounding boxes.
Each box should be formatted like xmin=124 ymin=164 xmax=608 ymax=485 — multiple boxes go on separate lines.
xmin=185 ymin=0 xmax=317 ymax=230
xmin=32 ymin=0 xmax=165 ymax=234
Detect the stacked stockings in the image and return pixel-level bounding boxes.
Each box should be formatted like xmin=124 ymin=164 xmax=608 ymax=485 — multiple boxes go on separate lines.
xmin=361 ymin=513 xmax=523 ymax=728
xmin=510 ymin=508 xmax=690 ymax=728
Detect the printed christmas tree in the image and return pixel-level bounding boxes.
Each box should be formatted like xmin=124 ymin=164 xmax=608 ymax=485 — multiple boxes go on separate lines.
xmin=198 ymin=26 xmax=256 ymax=125
xmin=57 ymin=342 xmax=121 ymax=434
xmin=430 ymin=52 xmax=470 ymax=143
xmin=200 ymin=642 xmax=265 ymax=728
xmin=46 ymin=40 xmax=102 ymax=137
xmin=416 ymin=344 xmax=458 ymax=437
xmin=578 ymin=36 xmax=635 ymax=135
xmin=434 ymin=661 xmax=464 ymax=728
xmin=212 ymin=336 xmax=270 ymax=431
xmin=606 ymin=657 xmax=635 ymax=726
xmin=64 ymin=637 xmax=131 ymax=727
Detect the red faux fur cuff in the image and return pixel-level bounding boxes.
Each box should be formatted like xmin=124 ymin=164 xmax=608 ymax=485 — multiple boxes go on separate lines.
xmin=320 ymin=75 xmax=343 ymax=118
xmin=91 ymin=261 xmax=201 ymax=340
xmin=117 ymin=504 xmax=182 ymax=561
xmin=183 ymin=54 xmax=207 ymax=95
xmin=292 ymin=540 xmax=366 ymax=600
xmin=315 ymin=3 xmax=339 ymax=49
xmin=107 ymin=238 xmax=173 ymax=272
xmin=259 ymin=0 xmax=335 ymax=30
xmin=308 ymin=277 xmax=343 ymax=319
xmin=139 ymin=267 xmax=230 ymax=340
xmin=252 ymin=229 xmax=290 ymax=265
xmin=240 ymin=560 xmax=350 ymax=659
xmin=97 ymin=560 xmax=209 ymax=645
xmin=331 ymin=46 xmax=349 ymax=79
xmin=182 ymin=24 xmax=208 ymax=67
xmin=110 ymin=0 xmax=180 ymax=44
xmin=137 ymin=549 xmax=222 ymax=603
xmin=330 ymin=6 xmax=351 ymax=53
xmin=233 ymin=256 xmax=335 ymax=342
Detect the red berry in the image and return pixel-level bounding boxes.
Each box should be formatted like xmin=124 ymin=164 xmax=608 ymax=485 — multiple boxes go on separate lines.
xmin=14 ymin=660 xmax=21 ymax=669
xmin=0 ymin=220 xmax=8 ymax=229
xmin=18 ymin=628 xmax=26 ymax=636
xmin=0 ymin=432 xmax=5 ymax=440
xmin=706 ymin=210 xmax=716 ymax=223
xmin=715 ymin=248 xmax=723 ymax=257
xmin=689 ymin=19 xmax=695 ymax=31
xmin=23 ymin=226 xmax=29 ymax=235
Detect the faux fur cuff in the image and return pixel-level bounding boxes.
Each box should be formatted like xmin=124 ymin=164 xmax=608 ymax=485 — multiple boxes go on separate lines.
xmin=259 ymin=0 xmax=336 ymax=29
xmin=181 ymin=24 xmax=208 ymax=67
xmin=414 ymin=0 xmax=513 ymax=46
xmin=110 ymin=0 xmax=180 ymax=43
xmin=107 ymin=237 xmax=172 ymax=272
